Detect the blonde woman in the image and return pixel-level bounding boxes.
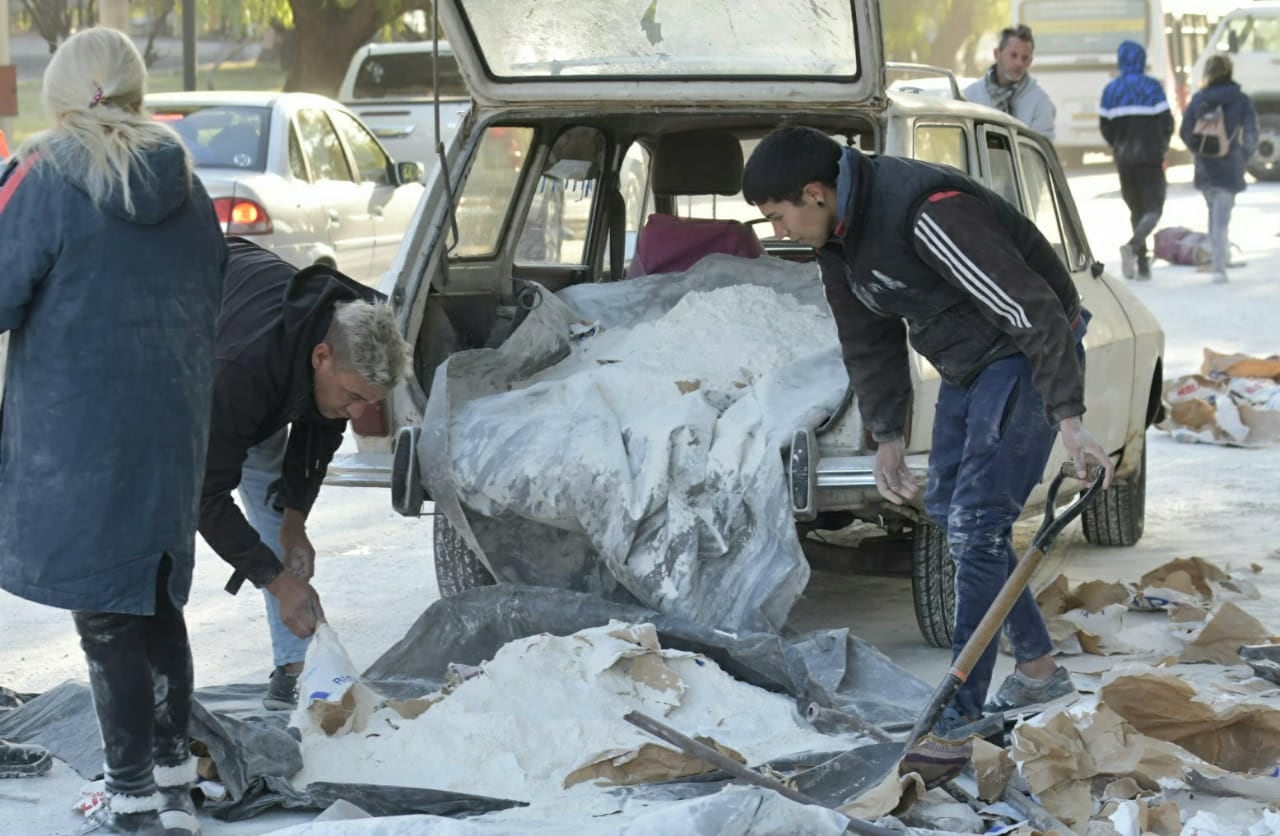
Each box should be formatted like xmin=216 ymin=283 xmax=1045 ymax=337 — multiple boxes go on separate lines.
xmin=0 ymin=28 xmax=224 ymax=835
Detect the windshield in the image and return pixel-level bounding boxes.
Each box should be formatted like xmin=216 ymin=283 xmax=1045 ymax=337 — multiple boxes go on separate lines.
xmin=151 ymin=105 xmax=271 ymax=171
xmin=456 ymin=0 xmax=860 ymax=80
xmin=1020 ymin=0 xmax=1149 ymax=57
xmin=353 ymin=48 xmax=470 ymax=99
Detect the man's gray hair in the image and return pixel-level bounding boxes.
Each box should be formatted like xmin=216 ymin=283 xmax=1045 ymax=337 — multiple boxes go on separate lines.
xmin=325 ymin=300 xmax=411 ymax=389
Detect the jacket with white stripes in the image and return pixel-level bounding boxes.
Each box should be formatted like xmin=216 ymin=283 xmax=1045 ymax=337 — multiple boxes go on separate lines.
xmin=1098 ymin=41 xmax=1174 ymax=166
xmin=815 ymin=149 xmax=1084 ymax=442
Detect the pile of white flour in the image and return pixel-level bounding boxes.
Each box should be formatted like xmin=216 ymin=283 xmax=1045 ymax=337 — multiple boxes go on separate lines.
xmin=291 ymin=622 xmax=851 ymax=803
xmin=541 ymin=283 xmax=839 ymax=393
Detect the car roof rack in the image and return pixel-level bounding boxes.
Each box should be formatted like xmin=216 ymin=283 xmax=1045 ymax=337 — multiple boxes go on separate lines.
xmin=885 ymin=62 xmax=963 ymax=101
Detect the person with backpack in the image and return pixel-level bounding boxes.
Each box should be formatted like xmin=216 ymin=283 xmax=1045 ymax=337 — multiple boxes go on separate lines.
xmin=1180 ymin=53 xmax=1259 ymax=283
xmin=1099 ymin=40 xmax=1174 ymax=280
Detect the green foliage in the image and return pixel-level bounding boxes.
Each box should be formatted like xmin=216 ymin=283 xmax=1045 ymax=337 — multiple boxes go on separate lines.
xmin=198 ymin=0 xmax=292 ymax=37
xmin=881 ymin=0 xmax=1011 ymax=71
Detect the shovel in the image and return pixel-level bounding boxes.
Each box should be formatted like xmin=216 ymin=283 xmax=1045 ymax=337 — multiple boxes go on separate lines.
xmin=795 ymin=463 xmax=1107 ymax=806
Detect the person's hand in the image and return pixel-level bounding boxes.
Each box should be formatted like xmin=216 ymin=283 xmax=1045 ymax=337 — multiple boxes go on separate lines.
xmin=279 ymin=512 xmax=316 ymax=581
xmin=265 ymin=571 xmax=325 ymax=638
xmin=873 ymin=437 xmax=918 ymax=506
xmin=1059 ymin=416 xmax=1115 ymax=489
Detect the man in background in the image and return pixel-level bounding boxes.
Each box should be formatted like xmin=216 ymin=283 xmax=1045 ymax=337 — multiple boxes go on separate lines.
xmin=1100 ymin=40 xmax=1175 ymax=280
xmin=965 ymin=25 xmax=1056 ymax=140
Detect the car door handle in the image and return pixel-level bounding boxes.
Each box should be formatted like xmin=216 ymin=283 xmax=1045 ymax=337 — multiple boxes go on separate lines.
xmin=328 ymin=209 xmax=340 ymax=225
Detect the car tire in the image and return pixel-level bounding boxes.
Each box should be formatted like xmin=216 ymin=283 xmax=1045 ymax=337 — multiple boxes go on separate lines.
xmin=1248 ymin=112 xmax=1280 ymax=182
xmin=1081 ymin=443 xmax=1146 ymax=547
xmin=433 ymin=513 xmax=496 ymax=598
xmin=912 ymin=519 xmax=955 ymax=649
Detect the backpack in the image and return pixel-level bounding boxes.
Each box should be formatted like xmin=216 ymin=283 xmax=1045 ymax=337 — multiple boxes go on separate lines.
xmin=1153 ymin=226 xmax=1211 ymax=266
xmin=1191 ymin=105 xmax=1234 ymax=158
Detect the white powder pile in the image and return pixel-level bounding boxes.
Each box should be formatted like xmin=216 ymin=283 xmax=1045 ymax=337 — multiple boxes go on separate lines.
xmin=556 ymin=284 xmax=838 ymax=392
xmin=291 ymin=621 xmax=853 ymax=803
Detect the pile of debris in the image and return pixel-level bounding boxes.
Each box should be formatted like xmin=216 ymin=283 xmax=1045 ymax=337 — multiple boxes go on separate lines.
xmin=1159 ymin=348 xmax=1280 ymax=446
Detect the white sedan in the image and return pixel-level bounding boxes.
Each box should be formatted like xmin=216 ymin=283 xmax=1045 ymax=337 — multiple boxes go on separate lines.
xmin=146 ymin=91 xmax=425 ymax=286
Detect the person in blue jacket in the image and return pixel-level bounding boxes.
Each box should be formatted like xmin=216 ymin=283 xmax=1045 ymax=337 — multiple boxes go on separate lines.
xmin=1099 ymin=40 xmax=1174 ymax=280
xmin=1180 ymin=53 xmax=1259 ymax=284
xmin=0 ymin=28 xmax=225 ymax=835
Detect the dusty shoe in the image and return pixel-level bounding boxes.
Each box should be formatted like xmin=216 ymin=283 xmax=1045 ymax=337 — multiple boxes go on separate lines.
xmin=1136 ymin=253 xmax=1151 ymax=280
xmin=80 ymin=793 xmax=166 ymax=835
xmin=0 ymin=739 xmax=52 ymax=778
xmin=155 ymin=759 xmax=200 ymax=836
xmin=1212 ymin=270 xmax=1229 ymax=284
xmin=1119 ymin=243 xmax=1137 ymax=279
xmin=984 ymin=666 xmax=1077 ymax=716
xmin=263 ymin=666 xmax=300 ymax=711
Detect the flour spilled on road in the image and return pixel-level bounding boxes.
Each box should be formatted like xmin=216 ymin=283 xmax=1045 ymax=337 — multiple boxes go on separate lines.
xmin=291 ymin=621 xmax=854 ymax=803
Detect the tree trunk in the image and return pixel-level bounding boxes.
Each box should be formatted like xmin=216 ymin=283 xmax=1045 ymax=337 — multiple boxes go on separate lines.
xmin=927 ymin=0 xmax=983 ymax=71
xmin=143 ymin=0 xmax=176 ymax=68
xmin=285 ymin=0 xmax=392 ymax=95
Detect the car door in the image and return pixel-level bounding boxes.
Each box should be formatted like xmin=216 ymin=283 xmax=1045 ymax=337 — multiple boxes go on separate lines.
xmin=327 ymin=108 xmax=423 ymax=284
xmin=295 ymin=108 xmax=376 ymax=282
xmin=1013 ymin=135 xmax=1135 ymax=459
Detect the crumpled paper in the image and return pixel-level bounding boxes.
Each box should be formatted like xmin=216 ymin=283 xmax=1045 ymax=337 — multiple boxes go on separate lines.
xmin=1010 ymin=700 xmax=1191 ymax=827
xmin=1100 ymin=668 xmax=1280 ymax=773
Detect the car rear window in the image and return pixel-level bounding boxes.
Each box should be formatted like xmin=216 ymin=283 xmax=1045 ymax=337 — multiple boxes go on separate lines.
xmin=151 ymin=105 xmax=271 ymax=171
xmin=353 ymin=50 xmax=469 ymax=100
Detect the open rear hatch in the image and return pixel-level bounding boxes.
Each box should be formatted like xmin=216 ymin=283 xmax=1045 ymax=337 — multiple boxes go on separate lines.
xmin=438 ymin=0 xmax=885 ymax=109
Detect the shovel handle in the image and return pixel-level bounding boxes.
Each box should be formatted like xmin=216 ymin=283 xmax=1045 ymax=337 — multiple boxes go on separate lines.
xmin=905 ymin=465 xmax=1106 ymax=746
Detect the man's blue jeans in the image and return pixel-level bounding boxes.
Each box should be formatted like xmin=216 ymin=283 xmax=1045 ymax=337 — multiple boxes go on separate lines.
xmin=237 ymin=429 xmax=311 ymax=668
xmin=924 ymin=349 xmax=1067 ymax=719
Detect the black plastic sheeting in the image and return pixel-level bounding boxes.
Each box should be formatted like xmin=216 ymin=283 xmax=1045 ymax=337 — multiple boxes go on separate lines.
xmin=0 ymin=584 xmax=933 ymax=822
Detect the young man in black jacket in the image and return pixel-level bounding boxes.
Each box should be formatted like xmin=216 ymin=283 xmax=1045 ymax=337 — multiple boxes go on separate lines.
xmin=743 ymin=127 xmax=1114 ymax=730
xmin=200 ymin=238 xmax=410 ymax=709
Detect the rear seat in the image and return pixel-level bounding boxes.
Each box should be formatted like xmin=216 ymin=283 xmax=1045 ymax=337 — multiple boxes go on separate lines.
xmin=628 ymin=131 xmax=764 ymax=278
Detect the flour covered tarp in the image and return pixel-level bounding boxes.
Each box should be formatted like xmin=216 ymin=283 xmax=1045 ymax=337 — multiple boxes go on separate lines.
xmin=419 ymin=254 xmax=846 ymax=633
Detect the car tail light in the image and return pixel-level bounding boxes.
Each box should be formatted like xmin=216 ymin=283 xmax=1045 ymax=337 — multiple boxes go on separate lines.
xmin=212 ymin=197 xmax=273 ymax=235
xmin=350 ymin=399 xmax=389 ymax=437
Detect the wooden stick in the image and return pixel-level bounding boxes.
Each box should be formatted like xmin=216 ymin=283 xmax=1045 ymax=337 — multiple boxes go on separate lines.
xmin=623 ymin=710 xmax=899 ymax=836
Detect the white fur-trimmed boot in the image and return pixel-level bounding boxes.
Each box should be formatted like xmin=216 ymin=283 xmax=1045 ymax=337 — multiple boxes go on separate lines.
xmin=154 ymin=758 xmax=201 ymax=836
xmin=81 ymin=791 xmax=166 ymax=834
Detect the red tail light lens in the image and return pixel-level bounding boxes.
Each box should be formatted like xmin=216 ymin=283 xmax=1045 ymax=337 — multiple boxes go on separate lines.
xmin=212 ymin=197 xmax=273 ymax=235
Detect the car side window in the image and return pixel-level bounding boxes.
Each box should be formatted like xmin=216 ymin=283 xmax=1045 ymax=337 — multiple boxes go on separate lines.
xmin=328 ymin=110 xmax=391 ymax=186
xmin=914 ymin=124 xmax=969 ymax=173
xmin=982 ymin=128 xmax=1021 ymax=210
xmin=451 ymin=126 xmax=536 ymax=259
xmin=1016 ymin=140 xmax=1067 ymax=266
xmin=296 ymin=109 xmax=354 ymax=183
xmin=288 ymin=125 xmax=309 ymax=181
xmin=516 ymin=126 xmax=605 ymax=265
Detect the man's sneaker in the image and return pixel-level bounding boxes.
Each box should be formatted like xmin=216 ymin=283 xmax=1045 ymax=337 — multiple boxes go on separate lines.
xmin=1212 ymin=270 xmax=1229 ymax=284
xmin=263 ymin=667 xmax=300 ymax=711
xmin=1119 ymin=243 xmax=1137 ymax=279
xmin=984 ymin=666 xmax=1077 ymax=716
xmin=1136 ymin=253 xmax=1151 ymax=280
xmin=0 ymin=739 xmax=52 ymax=778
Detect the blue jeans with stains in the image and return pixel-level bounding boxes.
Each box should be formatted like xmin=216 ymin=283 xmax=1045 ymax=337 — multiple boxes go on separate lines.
xmin=238 ymin=429 xmax=311 ymax=669
xmin=925 ymin=322 xmax=1086 ymax=719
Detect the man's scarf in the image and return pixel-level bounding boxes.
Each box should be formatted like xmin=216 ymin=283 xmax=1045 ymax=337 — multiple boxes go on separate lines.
xmin=982 ymin=64 xmax=1029 ymax=114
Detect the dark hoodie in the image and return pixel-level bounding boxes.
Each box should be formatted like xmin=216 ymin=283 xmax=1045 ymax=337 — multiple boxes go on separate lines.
xmin=0 ymin=138 xmax=226 ymax=615
xmin=200 ymin=238 xmax=384 ymax=594
xmin=1099 ymin=40 xmax=1174 ymax=166
xmin=1180 ymin=79 xmax=1259 ymax=193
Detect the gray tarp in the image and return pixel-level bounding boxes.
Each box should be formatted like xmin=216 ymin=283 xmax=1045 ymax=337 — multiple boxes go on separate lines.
xmin=418 ymin=255 xmax=847 ymax=634
xmin=0 ymin=586 xmax=932 ymax=823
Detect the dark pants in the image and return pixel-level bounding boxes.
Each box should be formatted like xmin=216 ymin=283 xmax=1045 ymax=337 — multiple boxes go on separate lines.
xmin=72 ymin=556 xmax=193 ymax=798
xmin=925 ymin=354 xmax=1061 ymax=719
xmin=1117 ymin=162 xmax=1167 ymax=256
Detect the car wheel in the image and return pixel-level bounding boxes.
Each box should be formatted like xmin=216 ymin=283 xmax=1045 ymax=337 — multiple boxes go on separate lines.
xmin=1081 ymin=442 xmax=1146 ymax=546
xmin=911 ymin=519 xmax=955 ymax=649
xmin=1247 ymin=112 xmax=1280 ymax=182
xmin=433 ymin=513 xmax=496 ymax=597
